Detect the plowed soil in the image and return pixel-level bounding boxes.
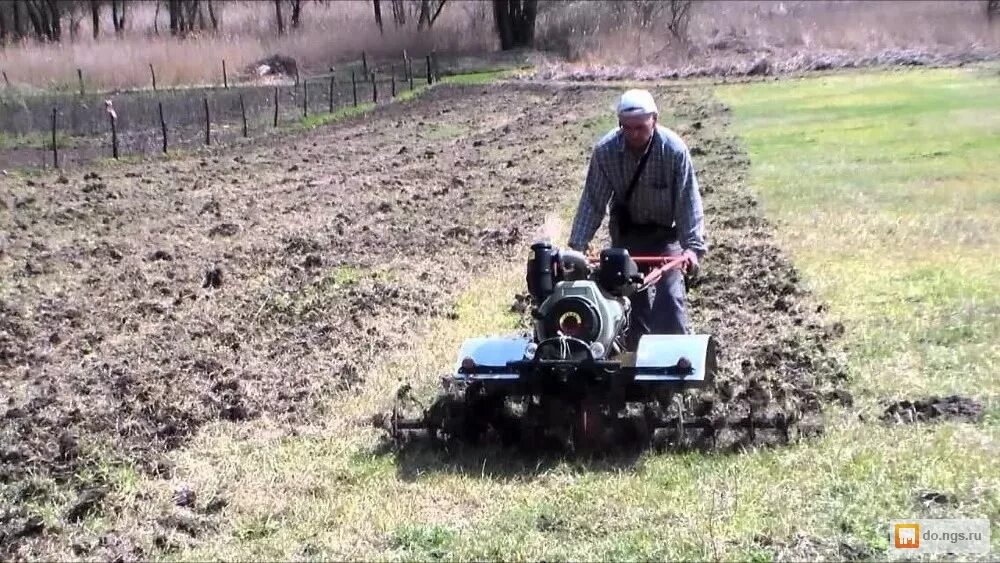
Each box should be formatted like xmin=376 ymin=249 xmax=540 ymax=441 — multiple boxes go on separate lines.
xmin=1 ymin=81 xmax=847 ymax=559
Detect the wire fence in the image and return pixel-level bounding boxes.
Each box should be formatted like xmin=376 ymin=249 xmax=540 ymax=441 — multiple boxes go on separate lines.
xmin=0 ymin=51 xmax=441 ymax=170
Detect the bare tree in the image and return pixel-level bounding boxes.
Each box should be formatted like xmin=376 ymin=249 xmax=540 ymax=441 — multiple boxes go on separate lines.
xmin=274 ymin=0 xmax=284 ymax=34
xmin=631 ymin=0 xmax=666 ymax=28
xmin=288 ymin=0 xmax=303 ymax=28
xmin=111 ymin=0 xmax=126 ymax=36
xmin=391 ymin=0 xmax=405 ymax=27
xmin=417 ymin=0 xmax=447 ymax=30
xmin=988 ymin=0 xmax=999 ymax=22
xmin=372 ymin=0 xmax=383 ymax=33
xmin=90 ymin=0 xmax=100 ymax=38
xmin=207 ymin=0 xmax=218 ymax=30
xmin=493 ymin=0 xmax=536 ymax=50
xmin=666 ymin=0 xmax=693 ymax=41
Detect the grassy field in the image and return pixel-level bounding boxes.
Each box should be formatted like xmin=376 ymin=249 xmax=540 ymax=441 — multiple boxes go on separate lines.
xmin=86 ymin=66 xmax=1000 ymax=561
xmin=716 ymin=65 xmax=1000 ymax=404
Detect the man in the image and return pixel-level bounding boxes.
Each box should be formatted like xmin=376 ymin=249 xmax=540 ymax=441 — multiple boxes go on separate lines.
xmin=567 ymin=89 xmax=706 ymax=342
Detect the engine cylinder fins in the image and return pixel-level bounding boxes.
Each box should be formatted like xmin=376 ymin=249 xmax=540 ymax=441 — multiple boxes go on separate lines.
xmin=541 ymin=296 xmax=602 ymax=342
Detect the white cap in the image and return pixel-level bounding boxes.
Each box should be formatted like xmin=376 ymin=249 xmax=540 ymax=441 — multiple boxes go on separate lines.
xmin=616 ymin=89 xmax=658 ymax=117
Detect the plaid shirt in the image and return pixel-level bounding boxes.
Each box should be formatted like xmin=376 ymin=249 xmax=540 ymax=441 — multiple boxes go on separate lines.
xmin=567 ymin=125 xmax=706 ymax=256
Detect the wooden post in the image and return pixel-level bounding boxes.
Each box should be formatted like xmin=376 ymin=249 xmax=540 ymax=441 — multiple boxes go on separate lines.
xmin=362 ymin=51 xmax=368 ymax=75
xmin=371 ymin=72 xmax=377 ymax=103
xmin=295 ymin=68 xmax=300 ymax=89
xmin=408 ymin=59 xmax=414 ymax=90
xmin=51 ymin=107 xmax=58 ymax=168
xmin=391 ymin=65 xmax=396 ymax=98
xmin=203 ymin=97 xmax=210 ymax=145
xmin=328 ymin=70 xmax=335 ymax=113
xmin=351 ymin=70 xmax=357 ymax=107
xmin=158 ymin=101 xmax=167 ymax=153
xmin=273 ymin=87 xmax=279 ymax=127
xmin=2 ymin=71 xmax=9 ymax=87
xmin=222 ymin=59 xmax=228 ymax=89
xmin=109 ymin=112 xmax=118 ymax=159
xmin=303 ymin=80 xmax=308 ymax=117
xmin=403 ymin=50 xmax=409 ymax=81
xmin=239 ymin=94 xmax=248 ymax=137
xmin=426 ymin=55 xmax=432 ymax=85
xmin=149 ymin=63 xmax=157 ymax=91
xmin=77 ymin=69 xmax=84 ymax=96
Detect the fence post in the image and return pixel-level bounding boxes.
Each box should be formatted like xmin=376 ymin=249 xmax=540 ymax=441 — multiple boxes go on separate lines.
xmin=222 ymin=59 xmax=228 ymax=89
xmin=391 ymin=65 xmax=396 ymax=98
xmin=240 ymin=94 xmax=248 ymax=137
xmin=403 ymin=50 xmax=409 ymax=81
xmin=2 ymin=71 xmax=9 ymax=87
xmin=371 ymin=72 xmax=377 ymax=103
xmin=51 ymin=107 xmax=58 ymax=168
xmin=158 ymin=101 xmax=167 ymax=153
xmin=426 ymin=55 xmax=432 ymax=85
xmin=273 ymin=87 xmax=279 ymax=127
xmin=328 ymin=69 xmax=335 ymax=113
xmin=362 ymin=51 xmax=368 ymax=75
xmin=408 ymin=59 xmax=414 ymax=90
xmin=108 ymin=111 xmax=118 ymax=160
xmin=351 ymin=70 xmax=357 ymax=107
xmin=303 ymin=80 xmax=309 ymax=117
xmin=203 ymin=97 xmax=211 ymax=145
xmin=149 ymin=63 xmax=157 ymax=91
xmin=77 ymin=69 xmax=84 ymax=96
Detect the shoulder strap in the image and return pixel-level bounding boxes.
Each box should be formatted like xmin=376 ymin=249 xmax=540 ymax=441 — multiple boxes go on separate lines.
xmin=621 ymin=131 xmax=656 ymax=204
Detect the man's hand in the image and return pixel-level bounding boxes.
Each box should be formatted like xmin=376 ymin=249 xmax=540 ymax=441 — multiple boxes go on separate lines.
xmin=682 ymin=249 xmax=700 ymax=277
xmin=585 ymin=242 xmax=600 ymax=262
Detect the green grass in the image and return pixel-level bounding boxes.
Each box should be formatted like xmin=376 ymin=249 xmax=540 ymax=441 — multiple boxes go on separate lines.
xmin=104 ymin=68 xmax=1000 ymax=562
xmin=716 ymin=65 xmax=1000 ymax=402
xmin=0 ymin=130 xmax=76 ymax=149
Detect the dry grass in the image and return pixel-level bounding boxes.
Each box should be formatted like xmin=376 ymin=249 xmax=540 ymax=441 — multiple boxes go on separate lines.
xmin=0 ymin=1 xmax=494 ymax=91
xmin=2 ymin=1 xmax=998 ymax=92
xmin=536 ymin=0 xmax=1000 ymax=77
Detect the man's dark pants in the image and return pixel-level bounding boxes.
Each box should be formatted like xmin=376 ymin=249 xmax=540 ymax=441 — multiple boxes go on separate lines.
xmin=612 ymin=228 xmax=688 ymax=349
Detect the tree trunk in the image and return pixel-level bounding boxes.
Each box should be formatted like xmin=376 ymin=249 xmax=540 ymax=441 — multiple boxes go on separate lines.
xmin=391 ymin=0 xmax=404 ymax=27
xmin=90 ymin=0 xmax=100 ymax=38
xmin=12 ymin=0 xmax=24 ymax=40
xmin=50 ymin=0 xmax=63 ymax=41
xmin=429 ymin=0 xmax=446 ymax=28
xmin=274 ymin=0 xmax=283 ymax=34
xmin=207 ymin=0 xmax=217 ymax=30
xmin=372 ymin=0 xmax=383 ymax=34
xmin=290 ymin=0 xmax=302 ymax=29
xmin=0 ymin=5 xmax=7 ymax=44
xmin=417 ymin=0 xmax=429 ymax=30
xmin=111 ymin=0 xmax=120 ymax=33
xmin=25 ymin=0 xmax=47 ymax=41
xmin=117 ymin=0 xmax=126 ymax=34
xmin=168 ymin=0 xmax=178 ymax=35
xmin=493 ymin=0 xmax=536 ymax=50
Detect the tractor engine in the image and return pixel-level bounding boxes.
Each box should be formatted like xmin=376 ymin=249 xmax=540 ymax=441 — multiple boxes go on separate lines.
xmin=526 ymin=242 xmax=639 ymax=359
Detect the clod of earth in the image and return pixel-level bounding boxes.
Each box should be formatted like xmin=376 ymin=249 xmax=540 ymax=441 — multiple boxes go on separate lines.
xmin=880 ymin=395 xmax=983 ymax=424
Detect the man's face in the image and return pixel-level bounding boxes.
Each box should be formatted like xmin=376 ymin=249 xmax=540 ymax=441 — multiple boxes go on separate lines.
xmin=620 ymin=113 xmax=656 ymax=151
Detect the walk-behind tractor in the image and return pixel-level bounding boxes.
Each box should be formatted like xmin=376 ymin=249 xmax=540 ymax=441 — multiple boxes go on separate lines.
xmin=375 ymin=242 xmax=799 ymax=452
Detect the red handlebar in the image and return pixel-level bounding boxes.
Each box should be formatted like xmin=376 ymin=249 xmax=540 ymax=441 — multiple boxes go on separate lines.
xmin=585 ymin=254 xmax=690 ymax=288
